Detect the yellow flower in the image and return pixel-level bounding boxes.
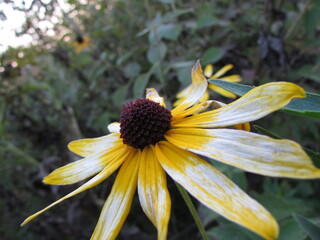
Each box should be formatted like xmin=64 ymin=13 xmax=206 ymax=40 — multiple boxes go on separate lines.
xmin=22 ymin=61 xmax=320 ymax=240
xmin=73 ymin=35 xmax=91 ymax=53
xmin=174 ymin=63 xmax=241 ymax=107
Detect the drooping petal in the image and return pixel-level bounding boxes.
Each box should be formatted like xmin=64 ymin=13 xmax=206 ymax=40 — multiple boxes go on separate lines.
xmin=21 ymin=146 xmax=137 ymax=227
xmin=165 ymin=128 xmax=320 ymax=178
xmin=108 ymin=122 xmax=120 ymax=133
xmin=208 ymin=84 xmax=237 ymax=98
xmin=68 ymin=133 xmax=122 ymax=157
xmin=155 ymin=141 xmax=279 ymax=240
xmin=171 ymin=60 xmax=208 ymax=118
xmin=138 ymin=146 xmax=171 ymax=240
xmin=211 ymin=64 xmax=233 ymax=78
xmin=91 ymin=150 xmax=140 ymax=240
xmin=172 ymin=82 xmax=306 ymax=128
xmin=44 ymin=142 xmax=128 ymax=185
xmin=146 ymin=88 xmax=166 ymax=107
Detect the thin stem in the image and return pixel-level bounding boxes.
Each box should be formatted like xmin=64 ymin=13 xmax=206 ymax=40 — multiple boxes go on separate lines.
xmin=175 ymin=182 xmax=209 ymax=240
xmin=285 ymin=0 xmax=312 ymax=40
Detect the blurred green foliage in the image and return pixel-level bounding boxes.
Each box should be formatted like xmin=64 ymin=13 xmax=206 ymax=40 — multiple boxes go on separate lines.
xmin=0 ymin=0 xmax=320 ymax=239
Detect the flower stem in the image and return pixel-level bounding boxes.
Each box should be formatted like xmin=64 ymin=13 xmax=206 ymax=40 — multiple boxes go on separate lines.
xmin=175 ymin=182 xmax=209 ymax=240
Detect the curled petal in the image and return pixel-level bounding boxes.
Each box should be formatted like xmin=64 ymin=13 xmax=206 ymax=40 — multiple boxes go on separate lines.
xmin=138 ymin=146 xmax=171 ymax=240
xmin=146 ymin=88 xmax=166 ymax=107
xmin=68 ymin=133 xmax=122 ymax=157
xmin=21 ymin=146 xmax=137 ymax=227
xmin=172 ymin=82 xmax=306 ymax=128
xmin=91 ymin=151 xmax=140 ymax=240
xmin=44 ymin=142 xmax=128 ymax=185
xmin=171 ymin=60 xmax=208 ymax=118
xmin=155 ymin=142 xmax=279 ymax=240
xmin=165 ymin=128 xmax=320 ymax=178
xmin=108 ymin=122 xmax=120 ymax=133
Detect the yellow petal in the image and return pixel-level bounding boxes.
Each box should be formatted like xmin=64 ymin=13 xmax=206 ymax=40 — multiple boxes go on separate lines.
xmin=146 ymin=88 xmax=166 ymax=107
xmin=108 ymin=122 xmax=120 ymax=133
xmin=174 ymin=100 xmax=213 ymax=121
xmin=172 ymin=82 xmax=306 ymax=128
xmin=211 ymin=64 xmax=233 ymax=78
xmin=68 ymin=133 xmax=122 ymax=157
xmin=173 ymin=85 xmax=191 ymax=107
xmin=91 ymin=151 xmax=140 ymax=240
xmin=204 ymin=64 xmax=213 ymax=77
xmin=212 ymin=100 xmax=250 ymax=131
xmin=171 ymin=60 xmax=208 ymax=117
xmin=21 ymin=146 xmax=137 ymax=227
xmin=155 ymin=141 xmax=279 ymax=240
xmin=209 ymin=84 xmax=237 ymax=98
xmin=165 ymin=128 xmax=320 ymax=178
xmin=199 ymin=89 xmax=210 ymax=102
xmin=138 ymin=146 xmax=171 ymax=240
xmin=219 ymin=74 xmax=242 ymax=82
xmin=44 ymin=142 xmax=127 ymax=185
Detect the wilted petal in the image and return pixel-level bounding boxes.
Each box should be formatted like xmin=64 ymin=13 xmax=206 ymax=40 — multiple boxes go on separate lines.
xmin=146 ymin=88 xmax=166 ymax=107
xmin=171 ymin=60 xmax=208 ymax=118
xmin=21 ymin=146 xmax=137 ymax=227
xmin=108 ymin=122 xmax=120 ymax=133
xmin=155 ymin=142 xmax=279 ymax=240
xmin=138 ymin=146 xmax=171 ymax=240
xmin=91 ymin=151 xmax=140 ymax=240
xmin=44 ymin=142 xmax=128 ymax=185
xmin=166 ymin=128 xmax=320 ymax=178
xmin=68 ymin=133 xmax=122 ymax=157
xmin=172 ymin=82 xmax=306 ymax=128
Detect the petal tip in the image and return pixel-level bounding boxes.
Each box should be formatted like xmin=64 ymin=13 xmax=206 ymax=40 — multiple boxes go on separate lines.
xmin=192 ymin=60 xmax=202 ymax=73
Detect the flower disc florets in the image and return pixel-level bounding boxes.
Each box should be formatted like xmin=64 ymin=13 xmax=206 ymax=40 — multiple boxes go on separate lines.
xmin=119 ymin=99 xmax=172 ymax=149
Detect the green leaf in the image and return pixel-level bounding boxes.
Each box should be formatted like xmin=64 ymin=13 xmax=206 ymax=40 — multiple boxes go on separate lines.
xmin=293 ymin=214 xmax=320 ymax=240
xmin=203 ymin=47 xmax=225 ymax=65
xmin=278 ymin=218 xmax=307 ymax=240
xmin=208 ymin=79 xmax=320 ymax=119
xmin=133 ymin=73 xmax=150 ymax=98
xmin=256 ymin=192 xmax=308 ymax=220
xmin=291 ymin=65 xmax=320 ymax=83
xmin=147 ymin=42 xmax=167 ymax=64
xmin=162 ymin=8 xmax=193 ymax=22
xmin=112 ymin=84 xmax=130 ymax=108
xmin=124 ymin=62 xmax=141 ymax=79
xmin=207 ymin=224 xmax=262 ymax=240
xmin=157 ymin=23 xmax=182 ymax=41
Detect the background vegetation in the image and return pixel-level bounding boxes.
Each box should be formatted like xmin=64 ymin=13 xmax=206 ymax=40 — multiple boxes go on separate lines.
xmin=1 ymin=0 xmax=320 ymax=239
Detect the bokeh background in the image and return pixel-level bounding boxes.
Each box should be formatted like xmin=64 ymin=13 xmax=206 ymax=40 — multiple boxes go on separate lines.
xmin=1 ymin=0 xmax=320 ymax=239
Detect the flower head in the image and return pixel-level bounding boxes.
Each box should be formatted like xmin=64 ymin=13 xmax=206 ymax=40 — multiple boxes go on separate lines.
xmin=174 ymin=63 xmax=241 ymax=107
xmin=22 ymin=61 xmax=320 ymax=240
xmin=73 ymin=35 xmax=91 ymax=53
